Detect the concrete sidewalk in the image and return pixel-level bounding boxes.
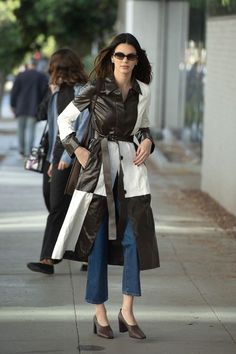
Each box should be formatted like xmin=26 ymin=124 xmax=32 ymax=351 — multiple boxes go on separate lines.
xmin=0 ymin=132 xmax=235 ymax=353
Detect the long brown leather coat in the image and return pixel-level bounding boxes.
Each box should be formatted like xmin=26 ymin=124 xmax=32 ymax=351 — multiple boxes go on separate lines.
xmin=52 ymin=77 xmax=160 ymax=270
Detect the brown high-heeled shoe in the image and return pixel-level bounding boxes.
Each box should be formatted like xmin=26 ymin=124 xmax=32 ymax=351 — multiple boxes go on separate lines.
xmin=118 ymin=309 xmax=146 ymax=339
xmin=93 ymin=315 xmax=114 ymax=339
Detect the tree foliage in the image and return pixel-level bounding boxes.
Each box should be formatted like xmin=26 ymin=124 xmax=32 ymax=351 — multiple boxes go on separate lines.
xmin=0 ymin=0 xmax=117 ymax=110
xmin=0 ymin=0 xmax=117 ymax=73
xmin=0 ymin=0 xmax=26 ymax=74
xmin=14 ymin=0 xmax=118 ymax=56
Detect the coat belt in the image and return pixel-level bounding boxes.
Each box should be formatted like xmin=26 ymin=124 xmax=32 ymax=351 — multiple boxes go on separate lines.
xmin=99 ymin=134 xmax=133 ymax=240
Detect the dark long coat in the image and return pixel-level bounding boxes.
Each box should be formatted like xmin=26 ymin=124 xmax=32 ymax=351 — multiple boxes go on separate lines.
xmin=52 ymin=77 xmax=160 ymax=270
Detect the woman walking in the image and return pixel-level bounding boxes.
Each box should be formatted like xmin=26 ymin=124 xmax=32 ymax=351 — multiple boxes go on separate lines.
xmin=52 ymin=33 xmax=160 ymax=339
xmin=27 ymin=48 xmax=89 ymax=274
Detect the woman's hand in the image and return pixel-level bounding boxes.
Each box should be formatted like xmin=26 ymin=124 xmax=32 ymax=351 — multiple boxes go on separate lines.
xmin=47 ymin=163 xmax=53 ymax=177
xmin=133 ymin=138 xmax=152 ymax=166
xmin=58 ymin=160 xmax=70 ymax=170
xmin=75 ymin=146 xmax=90 ymax=168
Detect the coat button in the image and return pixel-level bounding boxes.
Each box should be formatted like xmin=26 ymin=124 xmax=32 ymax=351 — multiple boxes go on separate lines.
xmin=124 ymin=189 xmax=127 ymax=194
xmin=120 ymin=155 xmax=123 ymax=160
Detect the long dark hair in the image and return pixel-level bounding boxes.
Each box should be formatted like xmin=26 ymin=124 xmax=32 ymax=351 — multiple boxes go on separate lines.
xmin=48 ymin=48 xmax=88 ymax=86
xmin=90 ymin=33 xmax=152 ymax=84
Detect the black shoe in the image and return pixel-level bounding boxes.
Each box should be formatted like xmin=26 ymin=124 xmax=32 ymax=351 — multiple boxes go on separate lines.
xmin=80 ymin=263 xmax=88 ymax=271
xmin=27 ymin=262 xmax=54 ymax=274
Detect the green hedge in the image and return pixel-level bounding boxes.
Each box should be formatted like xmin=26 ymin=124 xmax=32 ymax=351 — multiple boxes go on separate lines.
xmin=207 ymin=0 xmax=236 ymax=16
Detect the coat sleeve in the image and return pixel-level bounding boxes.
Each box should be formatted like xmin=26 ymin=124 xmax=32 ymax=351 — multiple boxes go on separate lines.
xmin=55 ymin=85 xmax=75 ymax=164
xmin=73 ymin=81 xmax=96 ymax=112
xmin=135 ymin=85 xmax=155 ymax=153
xmin=10 ymin=74 xmax=21 ymax=110
xmin=57 ymin=82 xmax=95 ymax=156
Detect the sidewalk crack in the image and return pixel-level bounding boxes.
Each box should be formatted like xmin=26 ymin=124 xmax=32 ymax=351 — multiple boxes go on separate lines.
xmin=68 ymin=261 xmax=81 ymax=353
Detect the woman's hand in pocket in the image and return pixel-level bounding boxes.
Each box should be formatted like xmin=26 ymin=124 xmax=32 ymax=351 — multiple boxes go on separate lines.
xmin=47 ymin=163 xmax=53 ymax=177
xmin=58 ymin=160 xmax=70 ymax=170
xmin=75 ymin=147 xmax=90 ymax=168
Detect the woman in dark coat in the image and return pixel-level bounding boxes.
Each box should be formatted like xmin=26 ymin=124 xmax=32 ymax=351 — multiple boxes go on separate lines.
xmin=27 ymin=48 xmax=89 ymax=274
xmin=52 ymin=34 xmax=160 ymax=339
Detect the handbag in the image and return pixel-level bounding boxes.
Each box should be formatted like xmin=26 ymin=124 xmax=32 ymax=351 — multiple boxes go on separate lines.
xmin=24 ymin=122 xmax=48 ymax=173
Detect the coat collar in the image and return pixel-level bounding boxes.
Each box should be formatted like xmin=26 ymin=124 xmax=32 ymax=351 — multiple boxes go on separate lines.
xmin=104 ymin=76 xmax=142 ymax=95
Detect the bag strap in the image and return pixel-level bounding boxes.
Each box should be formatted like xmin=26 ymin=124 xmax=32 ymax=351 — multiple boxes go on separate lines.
xmin=39 ymin=120 xmax=48 ymax=144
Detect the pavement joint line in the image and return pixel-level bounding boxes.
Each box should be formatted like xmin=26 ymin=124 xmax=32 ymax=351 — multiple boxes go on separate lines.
xmin=167 ymin=234 xmax=236 ymax=344
xmin=68 ymin=260 xmax=81 ymax=353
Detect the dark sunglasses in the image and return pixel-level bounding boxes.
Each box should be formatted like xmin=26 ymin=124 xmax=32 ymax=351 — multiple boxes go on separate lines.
xmin=113 ymin=52 xmax=138 ymax=61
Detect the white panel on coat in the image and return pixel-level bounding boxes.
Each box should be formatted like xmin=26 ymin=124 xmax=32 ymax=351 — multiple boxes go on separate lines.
xmin=52 ymin=190 xmax=93 ymax=259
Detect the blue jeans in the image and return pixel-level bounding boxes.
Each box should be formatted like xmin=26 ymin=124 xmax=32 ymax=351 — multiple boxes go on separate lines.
xmin=85 ymin=214 xmax=141 ymax=304
xmin=17 ymin=115 xmax=36 ymax=156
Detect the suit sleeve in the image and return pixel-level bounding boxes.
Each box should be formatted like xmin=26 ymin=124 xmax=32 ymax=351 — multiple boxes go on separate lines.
xmin=10 ymin=75 xmax=21 ymax=109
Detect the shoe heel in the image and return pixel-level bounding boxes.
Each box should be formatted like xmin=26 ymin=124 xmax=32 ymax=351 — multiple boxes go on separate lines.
xmin=93 ymin=321 xmax=97 ymax=334
xmin=118 ymin=318 xmax=128 ymax=333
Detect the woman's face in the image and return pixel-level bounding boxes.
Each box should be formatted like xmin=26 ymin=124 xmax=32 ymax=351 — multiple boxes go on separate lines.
xmin=111 ymin=43 xmax=138 ymax=77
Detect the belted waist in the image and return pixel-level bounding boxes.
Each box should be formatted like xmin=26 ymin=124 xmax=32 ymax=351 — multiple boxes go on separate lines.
xmin=94 ymin=132 xmax=134 ymax=143
xmin=107 ymin=134 xmax=133 ymax=142
xmin=96 ymin=132 xmax=132 ymax=241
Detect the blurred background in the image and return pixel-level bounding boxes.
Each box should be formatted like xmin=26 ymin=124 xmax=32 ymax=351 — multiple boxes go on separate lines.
xmin=0 ymin=0 xmax=236 ymax=217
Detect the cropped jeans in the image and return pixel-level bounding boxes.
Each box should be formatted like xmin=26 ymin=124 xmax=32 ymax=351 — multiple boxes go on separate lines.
xmin=85 ymin=214 xmax=141 ymax=304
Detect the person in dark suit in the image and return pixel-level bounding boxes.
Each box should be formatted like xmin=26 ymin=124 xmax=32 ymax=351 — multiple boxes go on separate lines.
xmin=10 ymin=60 xmax=48 ymax=157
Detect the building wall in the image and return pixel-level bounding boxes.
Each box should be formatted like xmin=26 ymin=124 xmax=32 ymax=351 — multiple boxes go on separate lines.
xmin=117 ymin=0 xmax=161 ymax=128
xmin=201 ymin=16 xmax=236 ymax=216
xmin=165 ymin=1 xmax=189 ymax=129
xmin=117 ymin=0 xmax=189 ymax=131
